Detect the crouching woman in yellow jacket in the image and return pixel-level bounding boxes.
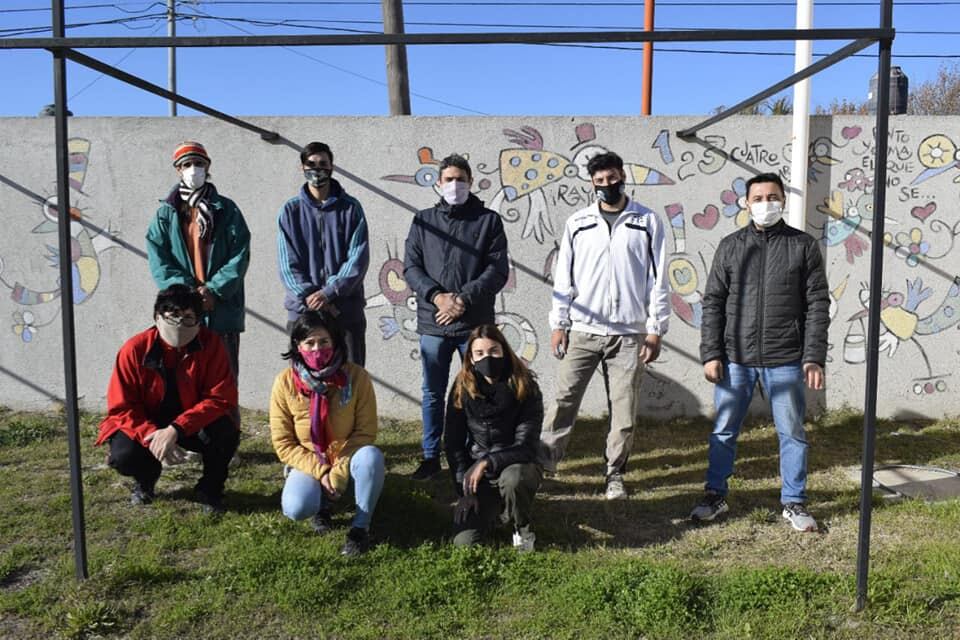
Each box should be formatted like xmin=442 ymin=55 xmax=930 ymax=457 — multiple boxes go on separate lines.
xmin=269 ymin=310 xmax=384 ymax=556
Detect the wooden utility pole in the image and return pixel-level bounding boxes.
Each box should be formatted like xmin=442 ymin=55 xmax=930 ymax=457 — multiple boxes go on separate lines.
xmin=381 ymin=0 xmax=411 ymax=115
xmin=641 ymin=0 xmax=655 ymax=115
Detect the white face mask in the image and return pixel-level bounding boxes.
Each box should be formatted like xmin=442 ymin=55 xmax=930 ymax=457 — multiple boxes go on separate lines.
xmin=441 ymin=180 xmax=470 ymax=206
xmin=180 ymin=166 xmax=207 ymax=190
xmin=156 ymin=316 xmax=200 ymax=348
xmin=750 ymin=200 xmax=784 ymax=227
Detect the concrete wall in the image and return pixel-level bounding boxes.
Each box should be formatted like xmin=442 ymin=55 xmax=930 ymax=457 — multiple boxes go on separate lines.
xmin=0 ymin=115 xmax=957 ymax=421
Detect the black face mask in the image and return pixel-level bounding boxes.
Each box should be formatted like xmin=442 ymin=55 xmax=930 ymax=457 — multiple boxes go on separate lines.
xmin=473 ymin=355 xmax=506 ymax=380
xmin=595 ymin=182 xmax=625 ymax=205
xmin=304 ymin=168 xmax=331 ymax=189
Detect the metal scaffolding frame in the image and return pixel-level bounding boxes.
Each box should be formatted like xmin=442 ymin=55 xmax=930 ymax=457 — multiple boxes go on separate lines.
xmin=3 ymin=0 xmax=894 ymax=611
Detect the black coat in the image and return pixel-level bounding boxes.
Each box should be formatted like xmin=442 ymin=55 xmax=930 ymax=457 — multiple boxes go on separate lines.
xmin=403 ymin=194 xmax=509 ymax=338
xmin=700 ymin=220 xmax=830 ymax=367
xmin=444 ymin=376 xmax=543 ymax=493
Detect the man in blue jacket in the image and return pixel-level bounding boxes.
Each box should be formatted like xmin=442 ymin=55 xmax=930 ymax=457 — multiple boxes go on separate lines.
xmin=277 ymin=142 xmax=370 ymax=364
xmin=403 ymin=154 xmax=510 ymax=480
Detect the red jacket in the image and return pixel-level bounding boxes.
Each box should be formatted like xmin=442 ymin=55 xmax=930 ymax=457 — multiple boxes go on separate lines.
xmin=96 ymin=326 xmax=238 ymax=446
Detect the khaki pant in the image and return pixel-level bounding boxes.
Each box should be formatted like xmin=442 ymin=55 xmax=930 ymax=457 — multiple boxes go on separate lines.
xmin=540 ymin=331 xmax=645 ymax=477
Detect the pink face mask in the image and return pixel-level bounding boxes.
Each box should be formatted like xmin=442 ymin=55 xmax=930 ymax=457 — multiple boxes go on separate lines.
xmin=299 ymin=346 xmax=334 ymax=370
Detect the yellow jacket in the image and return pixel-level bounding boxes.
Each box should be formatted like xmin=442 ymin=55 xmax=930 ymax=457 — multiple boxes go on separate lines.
xmin=269 ymin=363 xmax=378 ymax=493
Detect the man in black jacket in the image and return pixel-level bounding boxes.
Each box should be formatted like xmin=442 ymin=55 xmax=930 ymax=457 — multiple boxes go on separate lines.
xmin=690 ymin=173 xmax=829 ymax=532
xmin=403 ymin=154 xmax=510 ymax=480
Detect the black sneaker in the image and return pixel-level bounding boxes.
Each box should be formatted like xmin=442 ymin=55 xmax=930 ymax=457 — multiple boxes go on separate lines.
xmin=311 ymin=510 xmax=334 ymax=535
xmin=195 ymin=488 xmax=226 ymax=515
xmin=200 ymin=501 xmax=226 ymax=516
xmin=410 ymin=457 xmax=442 ymax=481
xmin=689 ymin=491 xmax=729 ymax=522
xmin=130 ymin=483 xmax=155 ymax=506
xmin=341 ymin=527 xmax=370 ymax=556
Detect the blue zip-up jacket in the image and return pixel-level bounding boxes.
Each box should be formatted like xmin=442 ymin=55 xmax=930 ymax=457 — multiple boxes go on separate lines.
xmin=277 ymin=179 xmax=370 ymax=325
xmin=403 ymin=193 xmax=509 ymax=338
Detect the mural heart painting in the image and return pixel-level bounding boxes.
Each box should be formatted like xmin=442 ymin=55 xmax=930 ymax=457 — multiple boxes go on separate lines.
xmin=692 ymin=204 xmax=719 ymax=229
xmin=911 ymin=202 xmax=937 ymax=222
xmin=841 ymin=126 xmax=862 ymax=140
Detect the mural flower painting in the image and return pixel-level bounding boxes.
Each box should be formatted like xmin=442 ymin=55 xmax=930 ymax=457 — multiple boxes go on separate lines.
xmin=12 ymin=310 xmax=37 ymax=343
xmin=720 ymin=177 xmax=750 ymax=227
xmin=884 ymin=227 xmax=930 ymax=267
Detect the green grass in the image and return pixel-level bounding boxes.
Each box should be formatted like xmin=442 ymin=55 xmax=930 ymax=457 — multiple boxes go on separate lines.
xmin=1 ymin=406 xmax=960 ymax=638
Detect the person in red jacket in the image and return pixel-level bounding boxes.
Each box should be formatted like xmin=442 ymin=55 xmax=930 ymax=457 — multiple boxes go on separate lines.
xmin=96 ymin=284 xmax=239 ymax=513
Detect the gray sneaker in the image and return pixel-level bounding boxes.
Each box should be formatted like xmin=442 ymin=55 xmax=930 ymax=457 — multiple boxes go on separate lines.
xmin=782 ymin=503 xmax=818 ymax=532
xmin=604 ymin=473 xmax=628 ymax=500
xmin=689 ymin=491 xmax=729 ymax=522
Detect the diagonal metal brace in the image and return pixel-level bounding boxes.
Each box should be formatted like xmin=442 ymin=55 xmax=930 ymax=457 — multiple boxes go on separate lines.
xmin=55 ymin=48 xmax=281 ymax=142
xmin=676 ymin=37 xmax=880 ymax=138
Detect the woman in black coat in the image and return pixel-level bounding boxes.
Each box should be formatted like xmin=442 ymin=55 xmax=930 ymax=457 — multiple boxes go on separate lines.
xmin=444 ymin=324 xmax=543 ymax=551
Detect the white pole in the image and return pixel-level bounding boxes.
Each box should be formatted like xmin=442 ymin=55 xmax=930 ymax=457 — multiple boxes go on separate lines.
xmin=788 ymin=0 xmax=813 ymax=230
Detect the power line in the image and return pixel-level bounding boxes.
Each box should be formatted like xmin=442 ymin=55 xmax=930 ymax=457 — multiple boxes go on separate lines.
xmin=177 ymin=3 xmax=490 ymax=114
xmin=69 ymin=19 xmax=167 ymax=100
xmin=1 ymin=2 xmax=170 ymax=14
xmin=139 ymin=0 xmax=960 ymax=5
xmin=545 ymin=42 xmax=960 ymax=59
xmin=0 ymin=13 xmax=167 ymax=36
xmin=6 ymin=0 xmax=960 ymax=10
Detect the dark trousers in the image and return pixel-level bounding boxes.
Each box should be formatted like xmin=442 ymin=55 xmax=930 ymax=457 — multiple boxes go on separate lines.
xmin=108 ymin=415 xmax=240 ymax=501
xmin=286 ymin=319 xmax=366 ymax=366
xmin=218 ymin=331 xmax=241 ymax=427
xmin=452 ymin=462 xmax=541 ymax=546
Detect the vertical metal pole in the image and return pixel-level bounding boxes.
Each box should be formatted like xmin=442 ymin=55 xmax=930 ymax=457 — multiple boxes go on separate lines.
xmin=381 ymin=0 xmax=411 ymax=115
xmin=855 ymin=0 xmax=894 ymax=612
xmin=168 ymin=0 xmax=177 ymax=116
xmin=641 ymin=0 xmax=655 ymax=115
xmin=51 ymin=0 xmax=88 ymax=581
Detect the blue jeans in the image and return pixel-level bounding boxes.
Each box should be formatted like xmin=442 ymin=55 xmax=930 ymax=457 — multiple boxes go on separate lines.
xmin=419 ymin=334 xmax=468 ymax=459
xmin=281 ymin=445 xmax=385 ymax=530
xmin=705 ymin=361 xmax=808 ymax=505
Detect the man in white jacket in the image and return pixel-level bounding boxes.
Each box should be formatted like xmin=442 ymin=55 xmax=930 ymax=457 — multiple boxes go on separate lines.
xmin=540 ymin=151 xmax=671 ymax=500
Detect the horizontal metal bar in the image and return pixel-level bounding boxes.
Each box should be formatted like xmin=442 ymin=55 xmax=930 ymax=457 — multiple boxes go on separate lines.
xmin=677 ymin=37 xmax=876 ymax=138
xmin=2 ymin=28 xmax=894 ymax=50
xmin=58 ymin=48 xmax=280 ymax=141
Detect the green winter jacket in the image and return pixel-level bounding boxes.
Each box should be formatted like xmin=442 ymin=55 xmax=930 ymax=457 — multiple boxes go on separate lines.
xmin=146 ymin=186 xmax=251 ymax=333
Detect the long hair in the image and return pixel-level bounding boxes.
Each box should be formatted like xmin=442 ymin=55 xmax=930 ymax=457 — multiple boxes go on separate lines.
xmin=452 ymin=324 xmax=535 ymax=409
xmin=281 ymin=310 xmax=347 ymax=368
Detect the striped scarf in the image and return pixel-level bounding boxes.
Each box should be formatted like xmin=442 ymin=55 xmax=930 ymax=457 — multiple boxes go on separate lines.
xmin=176 ymin=181 xmax=217 ymax=241
xmin=291 ymin=351 xmax=351 ymax=466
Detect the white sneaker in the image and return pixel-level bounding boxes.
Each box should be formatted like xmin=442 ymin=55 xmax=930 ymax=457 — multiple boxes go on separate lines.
xmin=512 ymin=527 xmax=536 ymax=553
xmin=605 ymin=473 xmax=628 ymax=500
xmin=782 ymin=502 xmax=818 ymax=532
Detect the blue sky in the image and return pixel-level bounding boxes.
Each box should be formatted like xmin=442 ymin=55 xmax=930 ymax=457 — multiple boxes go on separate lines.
xmin=0 ymin=0 xmax=955 ymax=117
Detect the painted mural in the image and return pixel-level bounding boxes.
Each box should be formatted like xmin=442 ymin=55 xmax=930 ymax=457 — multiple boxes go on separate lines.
xmin=0 ymin=138 xmax=118 ymax=343
xmin=378 ymin=120 xmax=960 ymax=406
xmin=2 ymin=117 xmax=959 ymax=417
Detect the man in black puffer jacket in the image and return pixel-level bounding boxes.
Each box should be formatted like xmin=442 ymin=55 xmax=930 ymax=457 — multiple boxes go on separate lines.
xmin=404 ymin=154 xmax=510 ymax=481
xmin=690 ymin=173 xmax=829 ymax=533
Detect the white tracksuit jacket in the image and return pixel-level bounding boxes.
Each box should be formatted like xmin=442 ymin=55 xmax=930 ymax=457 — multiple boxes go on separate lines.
xmin=549 ymin=199 xmax=671 ymax=337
